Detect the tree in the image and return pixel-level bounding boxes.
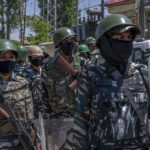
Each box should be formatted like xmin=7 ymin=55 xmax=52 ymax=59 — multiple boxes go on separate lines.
xmin=0 ymin=0 xmax=5 ymax=38
xmin=26 ymin=15 xmax=53 ymax=44
xmin=0 ymin=0 xmax=21 ymax=39
xmin=37 ymin=0 xmax=76 ymax=27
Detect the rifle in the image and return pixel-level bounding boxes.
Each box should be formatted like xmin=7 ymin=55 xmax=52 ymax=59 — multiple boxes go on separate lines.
xmin=0 ymin=96 xmax=35 ymax=150
xmin=52 ymin=53 xmax=78 ymax=90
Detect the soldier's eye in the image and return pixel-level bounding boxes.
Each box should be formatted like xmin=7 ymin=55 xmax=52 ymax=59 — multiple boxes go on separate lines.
xmin=9 ymin=55 xmax=16 ymax=60
xmin=0 ymin=55 xmax=5 ymax=60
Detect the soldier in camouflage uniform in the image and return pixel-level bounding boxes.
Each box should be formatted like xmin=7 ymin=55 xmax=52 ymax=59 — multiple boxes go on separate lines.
xmin=39 ymin=45 xmax=50 ymax=65
xmin=73 ymin=14 xmax=150 ymax=150
xmin=23 ymin=46 xmax=51 ymax=118
xmin=0 ymin=39 xmax=40 ymax=150
xmin=85 ymin=36 xmax=101 ymax=66
xmin=15 ymin=45 xmax=29 ymax=76
xmin=42 ymin=27 xmax=76 ymax=150
xmin=76 ymin=44 xmax=91 ymax=71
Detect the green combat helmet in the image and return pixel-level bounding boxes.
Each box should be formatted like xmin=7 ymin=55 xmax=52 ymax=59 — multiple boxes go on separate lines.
xmin=27 ymin=46 xmax=43 ymax=57
xmin=85 ymin=37 xmax=96 ymax=46
xmin=39 ymin=45 xmax=49 ymax=55
xmin=78 ymin=44 xmax=90 ymax=53
xmin=0 ymin=39 xmax=18 ymax=57
xmin=53 ymin=27 xmax=76 ymax=48
xmin=95 ymin=14 xmax=140 ymax=48
xmin=17 ymin=45 xmax=27 ymax=62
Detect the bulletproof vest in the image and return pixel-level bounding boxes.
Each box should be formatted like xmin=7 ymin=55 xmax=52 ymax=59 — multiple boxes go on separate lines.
xmin=88 ymin=63 xmax=150 ymax=149
xmin=43 ymin=57 xmax=75 ymax=116
xmin=0 ymin=75 xmax=33 ymax=137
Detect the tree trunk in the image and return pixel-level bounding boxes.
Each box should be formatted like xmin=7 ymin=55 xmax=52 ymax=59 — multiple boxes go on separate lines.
xmin=23 ymin=0 xmax=27 ymax=45
xmin=6 ymin=0 xmax=10 ymax=39
xmin=0 ymin=0 xmax=5 ymax=38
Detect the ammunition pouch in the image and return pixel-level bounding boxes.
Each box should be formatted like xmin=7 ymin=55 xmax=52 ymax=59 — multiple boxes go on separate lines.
xmin=0 ymin=121 xmax=14 ymax=138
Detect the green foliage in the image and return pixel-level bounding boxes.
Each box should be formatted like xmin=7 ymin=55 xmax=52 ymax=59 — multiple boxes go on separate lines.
xmin=26 ymin=15 xmax=53 ymax=44
xmin=37 ymin=0 xmax=76 ymax=27
xmin=0 ymin=0 xmax=21 ymax=39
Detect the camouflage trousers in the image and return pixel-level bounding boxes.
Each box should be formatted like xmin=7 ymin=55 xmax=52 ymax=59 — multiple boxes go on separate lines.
xmin=45 ymin=117 xmax=74 ymax=150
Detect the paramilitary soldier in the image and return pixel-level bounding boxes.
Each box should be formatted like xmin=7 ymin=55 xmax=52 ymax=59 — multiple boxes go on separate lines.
xmin=0 ymin=39 xmax=40 ymax=150
xmin=22 ymin=45 xmax=51 ymax=149
xmin=85 ymin=37 xmax=101 ymax=66
xmin=39 ymin=45 xmax=50 ymax=65
xmin=23 ymin=45 xmax=51 ymax=119
xmin=77 ymin=44 xmax=91 ymax=71
xmin=74 ymin=14 xmax=150 ymax=150
xmin=42 ymin=27 xmax=76 ymax=150
xmin=15 ymin=45 xmax=29 ymax=76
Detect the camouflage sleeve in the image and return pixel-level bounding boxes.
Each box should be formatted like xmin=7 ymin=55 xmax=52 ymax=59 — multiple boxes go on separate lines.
xmin=42 ymin=62 xmax=56 ymax=104
xmin=73 ymin=53 xmax=81 ymax=72
xmin=136 ymin=65 xmax=150 ymax=115
xmin=73 ymin=78 xmax=90 ymax=150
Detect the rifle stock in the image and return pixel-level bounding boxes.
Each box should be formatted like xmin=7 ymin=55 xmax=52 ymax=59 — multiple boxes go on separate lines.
xmin=69 ymin=79 xmax=78 ymax=91
xmin=52 ymin=53 xmax=78 ymax=90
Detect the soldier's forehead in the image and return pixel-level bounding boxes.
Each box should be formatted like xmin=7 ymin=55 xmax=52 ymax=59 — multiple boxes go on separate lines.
xmin=0 ymin=51 xmax=15 ymax=56
xmin=62 ymin=37 xmax=76 ymax=42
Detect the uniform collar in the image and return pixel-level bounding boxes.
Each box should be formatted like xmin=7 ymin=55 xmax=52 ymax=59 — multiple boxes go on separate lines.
xmin=103 ymin=60 xmax=123 ymax=85
xmin=0 ymin=72 xmax=18 ymax=84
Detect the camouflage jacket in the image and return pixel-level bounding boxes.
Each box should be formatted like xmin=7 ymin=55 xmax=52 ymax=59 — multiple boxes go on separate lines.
xmin=73 ymin=52 xmax=92 ymax=72
xmin=132 ymin=48 xmax=150 ymax=66
xmin=22 ymin=65 xmax=51 ymax=118
xmin=74 ymin=59 xmax=150 ymax=150
xmin=15 ymin=63 xmax=30 ymax=76
xmin=90 ymin=49 xmax=101 ymax=66
xmin=0 ymin=72 xmax=34 ymax=149
xmin=42 ymin=56 xmax=75 ymax=117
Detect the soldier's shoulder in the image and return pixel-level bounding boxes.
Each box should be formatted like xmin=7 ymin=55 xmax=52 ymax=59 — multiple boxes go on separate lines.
xmin=87 ymin=64 xmax=106 ymax=78
xmin=43 ymin=56 xmax=64 ymax=79
xmin=130 ymin=62 xmax=147 ymax=74
xmin=16 ymin=75 xmax=30 ymax=86
xmin=5 ymin=75 xmax=30 ymax=93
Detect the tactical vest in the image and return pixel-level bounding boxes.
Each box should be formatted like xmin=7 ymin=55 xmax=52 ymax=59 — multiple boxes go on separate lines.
xmin=0 ymin=75 xmax=33 ymax=138
xmin=43 ymin=57 xmax=75 ymax=116
xmin=88 ymin=63 xmax=150 ymax=149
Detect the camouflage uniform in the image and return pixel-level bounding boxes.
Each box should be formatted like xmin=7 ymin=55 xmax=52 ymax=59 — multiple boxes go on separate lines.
xmin=42 ymin=56 xmax=75 ymax=149
xmin=0 ymin=72 xmax=35 ymax=149
xmin=42 ymin=27 xmax=77 ymax=150
xmin=15 ymin=63 xmax=29 ymax=76
xmin=74 ymin=59 xmax=150 ymax=150
xmin=39 ymin=45 xmax=50 ymax=66
xmin=73 ymin=52 xmax=91 ymax=72
xmin=85 ymin=37 xmax=101 ymax=66
xmin=22 ymin=64 xmax=50 ymax=119
xmin=90 ymin=49 xmax=101 ymax=66
xmin=0 ymin=39 xmax=39 ymax=149
xmin=73 ymin=44 xmax=92 ymax=72
xmin=132 ymin=48 xmax=150 ymax=66
xmin=73 ymin=14 xmax=148 ymax=150
xmin=15 ymin=45 xmax=30 ymax=77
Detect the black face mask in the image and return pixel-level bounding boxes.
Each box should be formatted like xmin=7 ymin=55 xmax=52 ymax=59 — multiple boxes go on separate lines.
xmin=80 ymin=53 xmax=89 ymax=59
xmin=99 ymin=35 xmax=133 ymax=74
xmin=108 ymin=38 xmax=133 ymax=61
xmin=0 ymin=60 xmax=16 ymax=73
xmin=30 ymin=59 xmax=42 ymax=66
xmin=61 ymin=43 xmax=75 ymax=56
